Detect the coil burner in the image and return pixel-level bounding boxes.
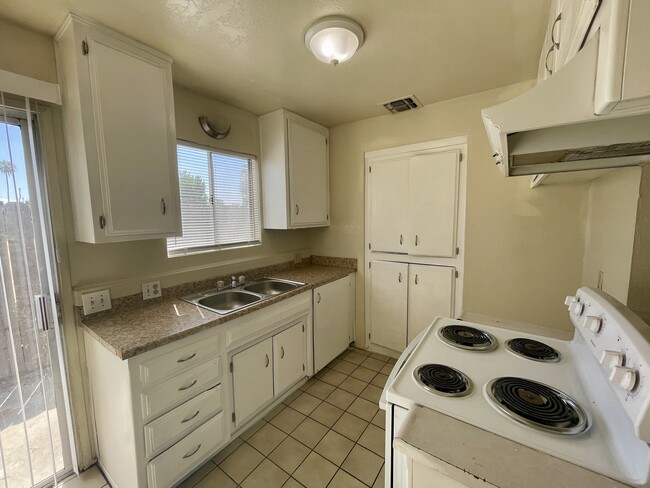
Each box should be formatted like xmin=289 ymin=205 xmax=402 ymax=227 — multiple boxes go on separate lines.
xmin=506 ymin=338 xmax=562 ymax=363
xmin=437 ymin=325 xmax=498 ymax=352
xmin=486 ymin=377 xmax=589 ymax=435
xmin=414 ymin=364 xmax=473 ymax=397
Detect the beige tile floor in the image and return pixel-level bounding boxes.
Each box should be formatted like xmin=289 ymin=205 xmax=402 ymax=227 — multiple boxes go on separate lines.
xmin=180 ymin=347 xmax=396 ymax=488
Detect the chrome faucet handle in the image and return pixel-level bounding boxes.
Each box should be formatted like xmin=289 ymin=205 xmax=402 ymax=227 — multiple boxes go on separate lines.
xmin=216 ymin=280 xmax=225 ymax=291
xmin=230 ymin=275 xmax=237 ymax=287
xmin=238 ymin=275 xmax=246 ymax=284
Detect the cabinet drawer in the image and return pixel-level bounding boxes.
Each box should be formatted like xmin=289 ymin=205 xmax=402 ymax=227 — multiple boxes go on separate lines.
xmin=139 ymin=334 xmax=221 ymax=387
xmin=147 ymin=412 xmax=224 ymax=488
xmin=144 ymin=385 xmax=222 ymax=459
xmin=141 ymin=357 xmax=220 ymax=421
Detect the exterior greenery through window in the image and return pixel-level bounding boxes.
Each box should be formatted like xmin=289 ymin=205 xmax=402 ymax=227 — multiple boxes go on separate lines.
xmin=167 ymin=142 xmax=261 ymax=256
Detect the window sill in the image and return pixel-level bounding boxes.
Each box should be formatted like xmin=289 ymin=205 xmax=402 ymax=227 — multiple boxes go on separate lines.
xmin=167 ymin=241 xmax=262 ymax=258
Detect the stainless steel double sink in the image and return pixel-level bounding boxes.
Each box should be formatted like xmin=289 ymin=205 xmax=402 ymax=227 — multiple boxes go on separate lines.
xmin=181 ymin=278 xmax=305 ymax=315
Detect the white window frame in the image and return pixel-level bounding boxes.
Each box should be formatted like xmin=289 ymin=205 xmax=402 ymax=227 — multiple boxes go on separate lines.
xmin=167 ymin=140 xmax=262 ymax=257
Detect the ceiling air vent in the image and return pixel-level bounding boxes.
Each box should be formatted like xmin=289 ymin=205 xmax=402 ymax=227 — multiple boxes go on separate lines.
xmin=381 ymin=95 xmax=422 ymax=114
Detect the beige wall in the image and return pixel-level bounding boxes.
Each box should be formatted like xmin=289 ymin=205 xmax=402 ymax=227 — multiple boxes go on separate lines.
xmin=628 ymin=165 xmax=650 ymax=323
xmin=62 ymin=85 xmax=314 ymax=298
xmin=0 ymin=18 xmax=57 ymax=83
xmin=581 ymin=168 xmax=641 ymax=304
xmin=311 ymin=81 xmax=591 ymax=339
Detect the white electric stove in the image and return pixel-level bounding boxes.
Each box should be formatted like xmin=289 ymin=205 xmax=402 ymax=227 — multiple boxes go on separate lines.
xmin=380 ymin=287 xmax=650 ymax=487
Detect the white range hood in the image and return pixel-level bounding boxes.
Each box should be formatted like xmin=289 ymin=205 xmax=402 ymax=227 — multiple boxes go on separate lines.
xmin=482 ymin=0 xmax=650 ymax=177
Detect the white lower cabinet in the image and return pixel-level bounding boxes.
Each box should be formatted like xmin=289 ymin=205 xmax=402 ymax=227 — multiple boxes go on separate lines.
xmin=313 ymin=274 xmax=355 ymax=372
xmin=231 ymin=319 xmax=307 ymax=428
xmin=273 ymin=321 xmax=307 ymax=395
xmin=83 ymin=291 xmax=313 ymax=488
xmin=369 ymin=261 xmax=455 ymax=353
xmin=232 ymin=338 xmax=274 ymax=427
xmin=147 ymin=412 xmax=225 ymax=488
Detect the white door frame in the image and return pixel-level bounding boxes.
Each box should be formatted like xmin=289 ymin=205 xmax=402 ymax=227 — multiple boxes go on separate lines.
xmin=364 ymin=136 xmax=468 ymax=352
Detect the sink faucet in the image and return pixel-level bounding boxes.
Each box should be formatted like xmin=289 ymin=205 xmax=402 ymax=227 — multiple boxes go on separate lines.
xmin=230 ymin=275 xmax=237 ymax=288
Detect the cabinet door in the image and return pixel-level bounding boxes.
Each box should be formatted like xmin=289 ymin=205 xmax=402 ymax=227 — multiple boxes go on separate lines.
xmin=407 ymin=265 xmax=455 ymax=344
xmin=369 ymin=158 xmax=409 ymax=253
xmin=314 ymin=275 xmax=353 ymax=372
xmin=370 ymin=261 xmax=408 ymax=352
xmin=232 ymin=338 xmax=273 ymax=427
xmin=406 ymin=150 xmax=460 ymax=257
xmin=273 ymin=322 xmax=306 ymax=395
xmin=555 ymin=0 xmax=599 ymax=69
xmin=287 ymin=119 xmax=329 ymax=227
xmin=86 ymin=30 xmax=179 ymax=238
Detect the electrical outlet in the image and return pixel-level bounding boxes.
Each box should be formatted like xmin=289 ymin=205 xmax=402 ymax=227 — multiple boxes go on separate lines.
xmin=82 ymin=289 xmax=111 ymax=315
xmin=142 ymin=281 xmax=162 ymax=300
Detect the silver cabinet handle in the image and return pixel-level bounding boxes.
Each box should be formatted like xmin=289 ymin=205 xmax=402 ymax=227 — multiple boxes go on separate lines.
xmin=545 ymin=45 xmax=555 ymax=75
xmin=415 ymin=274 xmax=419 ymax=285
xmin=551 ymin=13 xmax=561 ymax=48
xmin=178 ymin=379 xmax=197 ymax=391
xmin=398 ymin=272 xmax=402 ymax=283
xmin=181 ymin=410 xmax=200 ymax=423
xmin=177 ymin=353 xmax=196 ymax=363
xmin=265 ymin=354 xmax=270 ymax=368
xmin=99 ymin=215 xmax=106 ymax=229
xmin=281 ymin=346 xmax=285 ymax=359
xmin=183 ymin=444 xmax=201 ymax=459
xmin=415 ymin=235 xmax=419 ymax=246
xmin=161 ymin=198 xmax=166 ymax=215
xmin=295 ymin=204 xmax=300 ymax=215
xmin=317 ymin=292 xmax=321 ymax=303
xmin=399 ymin=234 xmax=403 ymax=245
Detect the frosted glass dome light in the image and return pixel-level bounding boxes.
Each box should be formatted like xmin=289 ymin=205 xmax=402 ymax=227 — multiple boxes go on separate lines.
xmin=305 ymin=16 xmax=365 ymax=65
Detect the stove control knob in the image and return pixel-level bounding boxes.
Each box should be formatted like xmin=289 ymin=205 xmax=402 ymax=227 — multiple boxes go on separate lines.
xmin=609 ymin=366 xmax=638 ymax=392
xmin=570 ymin=301 xmax=584 ymax=316
xmin=600 ymin=350 xmax=624 ymax=369
xmin=582 ymin=315 xmax=601 ymax=333
xmin=565 ymin=295 xmax=577 ymax=307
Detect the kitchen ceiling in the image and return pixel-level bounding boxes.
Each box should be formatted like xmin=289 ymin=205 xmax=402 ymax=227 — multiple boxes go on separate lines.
xmin=0 ymin=0 xmax=550 ymax=127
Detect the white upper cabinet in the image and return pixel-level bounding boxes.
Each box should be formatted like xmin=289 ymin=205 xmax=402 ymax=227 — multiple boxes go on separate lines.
xmin=260 ymin=109 xmax=329 ymax=229
xmin=406 ymin=151 xmax=459 ymax=257
xmin=56 ymin=14 xmax=181 ymax=243
xmin=369 ymin=158 xmax=408 ymax=254
xmin=368 ymin=149 xmax=461 ymax=258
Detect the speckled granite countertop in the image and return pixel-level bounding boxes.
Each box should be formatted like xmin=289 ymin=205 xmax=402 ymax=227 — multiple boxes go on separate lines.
xmin=79 ymin=257 xmax=356 ymax=360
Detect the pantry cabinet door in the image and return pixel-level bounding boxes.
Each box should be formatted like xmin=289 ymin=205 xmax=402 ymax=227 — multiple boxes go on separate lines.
xmin=273 ymin=322 xmax=306 ymax=395
xmin=370 ymin=261 xmax=408 ymax=352
xmin=407 ymin=265 xmax=455 ymax=344
xmin=369 ymin=158 xmax=409 ymax=254
xmin=287 ymin=118 xmax=329 ymax=227
xmin=232 ymin=338 xmax=273 ymax=427
xmin=406 ymin=150 xmax=460 ymax=258
xmin=86 ymin=29 xmax=179 ymax=238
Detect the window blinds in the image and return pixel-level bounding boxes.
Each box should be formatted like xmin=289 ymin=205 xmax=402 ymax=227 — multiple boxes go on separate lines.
xmin=167 ymin=144 xmax=261 ymax=255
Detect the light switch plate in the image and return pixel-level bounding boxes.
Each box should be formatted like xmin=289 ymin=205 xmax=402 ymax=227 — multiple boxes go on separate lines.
xmin=81 ymin=289 xmax=111 ymax=315
xmin=142 ymin=281 xmax=162 ymax=300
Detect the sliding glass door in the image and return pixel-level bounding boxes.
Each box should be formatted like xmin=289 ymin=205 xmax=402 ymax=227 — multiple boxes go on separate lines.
xmin=0 ymin=93 xmax=72 ymax=487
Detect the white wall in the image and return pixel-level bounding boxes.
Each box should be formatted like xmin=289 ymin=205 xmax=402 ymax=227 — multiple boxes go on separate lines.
xmin=581 ymin=168 xmax=641 ymax=304
xmin=311 ymin=81 xmax=591 ymax=340
xmin=628 ymin=165 xmax=650 ymax=323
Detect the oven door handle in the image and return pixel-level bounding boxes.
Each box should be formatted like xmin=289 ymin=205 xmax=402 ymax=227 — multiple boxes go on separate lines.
xmin=379 ymin=326 xmax=430 ymax=410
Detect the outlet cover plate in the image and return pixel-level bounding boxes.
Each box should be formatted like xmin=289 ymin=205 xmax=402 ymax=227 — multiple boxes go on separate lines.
xmin=81 ymin=289 xmax=111 ymax=315
xmin=142 ymin=281 xmax=162 ymax=300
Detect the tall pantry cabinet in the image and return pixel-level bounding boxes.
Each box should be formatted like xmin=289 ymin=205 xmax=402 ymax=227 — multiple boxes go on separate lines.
xmin=365 ymin=137 xmax=467 ymax=355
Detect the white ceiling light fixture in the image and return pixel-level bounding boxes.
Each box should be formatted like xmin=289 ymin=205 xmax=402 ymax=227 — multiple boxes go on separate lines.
xmin=304 ymin=16 xmax=365 ymax=65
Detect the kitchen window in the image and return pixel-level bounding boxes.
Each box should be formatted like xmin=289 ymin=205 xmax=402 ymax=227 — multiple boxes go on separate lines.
xmin=167 ymin=142 xmax=261 ymax=256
